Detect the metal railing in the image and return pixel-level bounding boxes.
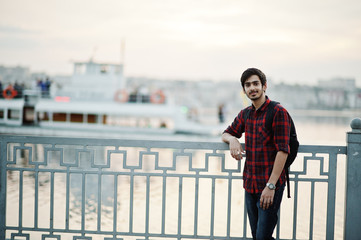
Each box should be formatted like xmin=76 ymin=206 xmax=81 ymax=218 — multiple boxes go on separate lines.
xmin=0 ymin=121 xmax=360 ymax=240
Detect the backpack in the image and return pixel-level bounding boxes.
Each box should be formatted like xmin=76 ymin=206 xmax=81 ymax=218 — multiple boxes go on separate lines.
xmin=243 ymin=101 xmax=299 ymax=198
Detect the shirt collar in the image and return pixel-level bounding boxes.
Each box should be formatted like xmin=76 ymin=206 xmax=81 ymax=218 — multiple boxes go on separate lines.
xmin=251 ymin=96 xmax=271 ymax=112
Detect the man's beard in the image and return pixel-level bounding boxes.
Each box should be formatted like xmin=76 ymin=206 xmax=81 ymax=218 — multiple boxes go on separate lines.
xmin=247 ymin=91 xmax=262 ymax=100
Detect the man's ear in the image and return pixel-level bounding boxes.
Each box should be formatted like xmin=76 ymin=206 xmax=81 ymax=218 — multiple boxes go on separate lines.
xmin=263 ymin=83 xmax=267 ymax=92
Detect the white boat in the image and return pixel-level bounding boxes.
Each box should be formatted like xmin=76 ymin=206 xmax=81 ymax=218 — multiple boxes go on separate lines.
xmin=0 ymin=60 xmax=222 ymax=136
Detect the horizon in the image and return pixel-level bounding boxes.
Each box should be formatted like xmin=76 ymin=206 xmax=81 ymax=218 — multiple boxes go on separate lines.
xmin=0 ymin=61 xmax=360 ymax=88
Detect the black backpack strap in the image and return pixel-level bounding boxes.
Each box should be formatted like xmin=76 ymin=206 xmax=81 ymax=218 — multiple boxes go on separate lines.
xmin=265 ymin=101 xmax=279 ymax=131
xmin=285 ymin=168 xmax=291 ymax=198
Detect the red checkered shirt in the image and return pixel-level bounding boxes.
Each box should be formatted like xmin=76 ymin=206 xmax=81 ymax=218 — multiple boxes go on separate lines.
xmin=224 ymin=97 xmax=291 ymax=193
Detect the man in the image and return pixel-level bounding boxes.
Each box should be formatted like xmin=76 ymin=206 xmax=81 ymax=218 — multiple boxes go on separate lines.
xmin=222 ymin=68 xmax=291 ymax=240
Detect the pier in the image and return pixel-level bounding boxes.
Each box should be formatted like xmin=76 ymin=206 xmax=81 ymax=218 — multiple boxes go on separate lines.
xmin=1 ymin=118 xmax=360 ymax=240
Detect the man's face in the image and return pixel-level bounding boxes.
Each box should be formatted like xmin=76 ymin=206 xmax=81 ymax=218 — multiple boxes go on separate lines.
xmin=243 ymin=75 xmax=267 ymax=101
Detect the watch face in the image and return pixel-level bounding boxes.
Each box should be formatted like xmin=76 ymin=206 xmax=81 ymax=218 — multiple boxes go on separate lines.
xmin=267 ymin=183 xmax=276 ymax=190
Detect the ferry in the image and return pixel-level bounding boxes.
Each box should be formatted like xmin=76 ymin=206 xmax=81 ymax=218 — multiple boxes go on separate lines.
xmin=0 ymin=60 xmax=222 ymax=137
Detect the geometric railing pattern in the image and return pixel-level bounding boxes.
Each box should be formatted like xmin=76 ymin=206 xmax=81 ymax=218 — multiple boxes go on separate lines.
xmin=0 ymin=136 xmax=347 ymax=240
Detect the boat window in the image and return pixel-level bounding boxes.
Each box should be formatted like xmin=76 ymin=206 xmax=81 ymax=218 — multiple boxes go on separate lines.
xmin=8 ymin=109 xmax=20 ymax=120
xmin=37 ymin=112 xmax=49 ymax=121
xmin=53 ymin=113 xmax=67 ymax=122
xmin=0 ymin=109 xmax=3 ymax=119
xmin=23 ymin=107 xmax=35 ymax=122
xmin=87 ymin=114 xmax=97 ymax=123
xmin=100 ymin=65 xmax=108 ymax=74
xmin=70 ymin=113 xmax=83 ymax=123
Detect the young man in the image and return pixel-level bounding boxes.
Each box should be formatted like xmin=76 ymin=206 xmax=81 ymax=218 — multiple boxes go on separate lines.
xmin=222 ymin=68 xmax=291 ymax=240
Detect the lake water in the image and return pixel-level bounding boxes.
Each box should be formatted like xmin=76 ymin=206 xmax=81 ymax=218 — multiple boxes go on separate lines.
xmin=4 ymin=114 xmax=356 ymax=240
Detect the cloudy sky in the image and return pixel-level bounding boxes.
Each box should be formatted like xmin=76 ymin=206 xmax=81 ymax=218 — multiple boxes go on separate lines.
xmin=1 ymin=0 xmax=361 ymax=85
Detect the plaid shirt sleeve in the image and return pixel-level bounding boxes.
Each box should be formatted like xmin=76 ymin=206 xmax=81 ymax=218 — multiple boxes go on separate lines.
xmin=272 ymin=106 xmax=291 ymax=154
xmin=223 ymin=109 xmax=246 ymax=138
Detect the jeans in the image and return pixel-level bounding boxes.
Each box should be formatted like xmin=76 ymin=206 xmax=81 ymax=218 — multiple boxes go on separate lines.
xmin=245 ymin=185 xmax=285 ymax=240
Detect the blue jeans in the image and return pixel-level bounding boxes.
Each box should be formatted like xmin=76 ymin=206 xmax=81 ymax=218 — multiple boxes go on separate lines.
xmin=245 ymin=185 xmax=285 ymax=240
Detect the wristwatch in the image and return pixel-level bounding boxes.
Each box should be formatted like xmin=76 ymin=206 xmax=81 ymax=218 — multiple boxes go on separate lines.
xmin=266 ymin=183 xmax=276 ymax=190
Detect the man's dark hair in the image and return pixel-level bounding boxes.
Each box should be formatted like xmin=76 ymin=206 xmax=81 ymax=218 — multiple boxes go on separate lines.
xmin=240 ymin=68 xmax=267 ymax=89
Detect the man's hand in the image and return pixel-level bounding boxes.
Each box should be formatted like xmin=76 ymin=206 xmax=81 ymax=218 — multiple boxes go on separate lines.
xmin=260 ymin=187 xmax=275 ymax=210
xmin=229 ymin=138 xmax=245 ymax=160
xmin=222 ymin=133 xmax=245 ymax=160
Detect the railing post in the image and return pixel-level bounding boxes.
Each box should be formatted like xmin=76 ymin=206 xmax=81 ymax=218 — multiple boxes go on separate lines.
xmin=0 ymin=138 xmax=6 ymax=240
xmin=345 ymin=118 xmax=361 ymax=240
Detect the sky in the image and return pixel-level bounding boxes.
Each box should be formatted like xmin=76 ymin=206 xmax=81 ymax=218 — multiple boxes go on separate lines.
xmin=1 ymin=0 xmax=361 ymax=85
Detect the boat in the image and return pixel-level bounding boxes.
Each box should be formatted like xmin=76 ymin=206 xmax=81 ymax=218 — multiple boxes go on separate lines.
xmin=0 ymin=60 xmax=222 ymax=137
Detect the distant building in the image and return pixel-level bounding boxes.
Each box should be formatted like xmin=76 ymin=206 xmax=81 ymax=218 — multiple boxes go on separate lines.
xmin=318 ymin=78 xmax=356 ymax=91
xmin=0 ymin=65 xmax=30 ymax=84
xmin=316 ymin=78 xmax=358 ymax=109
